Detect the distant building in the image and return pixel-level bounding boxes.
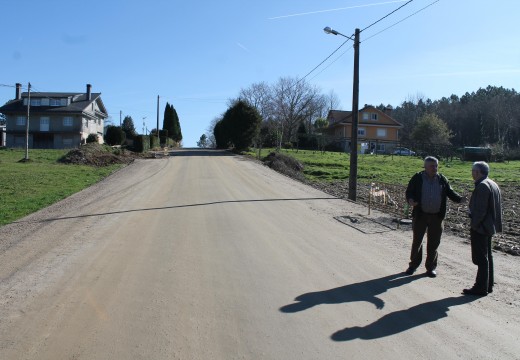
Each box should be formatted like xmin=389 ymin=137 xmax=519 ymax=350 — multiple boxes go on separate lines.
xmin=0 ymin=83 xmax=107 ymax=149
xmin=326 ymin=105 xmax=403 ymax=153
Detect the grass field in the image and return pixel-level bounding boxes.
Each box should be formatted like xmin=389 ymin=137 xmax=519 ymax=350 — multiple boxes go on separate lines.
xmin=0 ymin=148 xmax=123 ymax=226
xmin=251 ymin=148 xmax=520 ymax=187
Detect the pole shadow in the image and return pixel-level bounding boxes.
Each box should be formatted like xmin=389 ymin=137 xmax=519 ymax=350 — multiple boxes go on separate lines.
xmin=330 ymin=295 xmax=477 ymax=341
xmin=280 ymin=273 xmax=421 ymax=313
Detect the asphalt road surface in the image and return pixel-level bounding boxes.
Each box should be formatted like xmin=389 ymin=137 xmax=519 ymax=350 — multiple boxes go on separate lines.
xmin=1 ymin=149 xmax=518 ymax=359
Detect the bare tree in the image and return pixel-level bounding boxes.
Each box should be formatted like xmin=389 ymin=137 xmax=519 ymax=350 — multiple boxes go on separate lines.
xmin=271 ymin=77 xmax=323 ymax=143
xmin=238 ymin=82 xmax=273 ymax=121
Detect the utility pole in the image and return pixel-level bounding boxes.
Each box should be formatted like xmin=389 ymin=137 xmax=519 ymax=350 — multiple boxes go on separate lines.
xmin=156 ymin=95 xmax=160 ymax=146
xmin=348 ymin=28 xmax=360 ymax=201
xmin=119 ymin=110 xmax=122 ymax=126
xmin=25 ymin=82 xmax=31 ymax=161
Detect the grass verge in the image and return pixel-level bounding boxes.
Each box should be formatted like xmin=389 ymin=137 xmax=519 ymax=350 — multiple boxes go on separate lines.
xmin=0 ymin=148 xmax=124 ymax=226
xmin=249 ymin=148 xmax=520 ymax=187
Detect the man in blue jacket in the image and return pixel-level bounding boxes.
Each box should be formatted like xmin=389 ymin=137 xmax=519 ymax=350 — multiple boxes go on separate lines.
xmin=405 ymin=156 xmax=465 ymax=277
xmin=464 ymin=161 xmax=503 ymax=296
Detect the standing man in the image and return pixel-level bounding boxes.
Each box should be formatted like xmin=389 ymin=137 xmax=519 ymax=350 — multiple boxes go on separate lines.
xmin=464 ymin=161 xmax=502 ymax=296
xmin=405 ymin=156 xmax=464 ymax=277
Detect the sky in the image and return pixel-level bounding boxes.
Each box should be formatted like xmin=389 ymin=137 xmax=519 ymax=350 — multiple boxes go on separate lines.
xmin=1 ymin=0 xmax=519 ymax=147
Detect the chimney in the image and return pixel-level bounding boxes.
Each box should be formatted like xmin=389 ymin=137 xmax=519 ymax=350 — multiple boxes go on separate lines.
xmin=86 ymin=84 xmax=92 ymax=101
xmin=15 ymin=83 xmax=22 ymax=100
xmin=384 ymin=105 xmax=393 ymax=116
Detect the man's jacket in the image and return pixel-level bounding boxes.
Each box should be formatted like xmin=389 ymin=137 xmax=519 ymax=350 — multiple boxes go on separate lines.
xmin=469 ymin=177 xmax=503 ymax=235
xmin=405 ymin=171 xmax=463 ymax=220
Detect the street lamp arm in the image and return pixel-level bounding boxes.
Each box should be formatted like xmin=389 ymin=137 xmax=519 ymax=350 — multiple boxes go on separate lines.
xmin=323 ymin=26 xmax=351 ymax=39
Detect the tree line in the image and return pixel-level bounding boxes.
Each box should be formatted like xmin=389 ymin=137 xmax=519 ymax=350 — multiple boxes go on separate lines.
xmin=204 ymin=80 xmax=519 ymax=154
xmin=391 ymin=86 xmax=520 ymax=149
xmin=205 ymin=77 xmax=339 ymax=149
xmin=105 ymin=103 xmax=183 ymax=147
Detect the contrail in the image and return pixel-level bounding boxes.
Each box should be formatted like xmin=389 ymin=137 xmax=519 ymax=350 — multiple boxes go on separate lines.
xmin=268 ymin=0 xmax=407 ymax=20
xmin=236 ymin=42 xmax=250 ymax=53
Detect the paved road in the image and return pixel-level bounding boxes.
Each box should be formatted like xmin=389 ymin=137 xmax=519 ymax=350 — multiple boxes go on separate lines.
xmin=0 ymin=149 xmax=518 ymax=359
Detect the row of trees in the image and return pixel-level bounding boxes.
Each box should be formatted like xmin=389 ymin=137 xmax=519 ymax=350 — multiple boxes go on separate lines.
xmin=105 ymin=103 xmax=183 ymax=147
xmin=205 ymin=77 xmax=340 ymax=149
xmin=205 ymin=79 xmax=519 ymax=153
xmin=392 ymin=86 xmax=520 ymax=149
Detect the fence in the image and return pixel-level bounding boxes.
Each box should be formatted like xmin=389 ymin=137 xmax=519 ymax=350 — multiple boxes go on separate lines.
xmin=364 ymin=182 xmax=409 ymax=226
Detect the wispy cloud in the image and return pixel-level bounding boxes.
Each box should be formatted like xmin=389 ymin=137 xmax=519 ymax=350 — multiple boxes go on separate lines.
xmin=268 ymin=0 xmax=407 ymax=20
xmin=236 ymin=42 xmax=251 ymax=53
xmin=269 ymin=0 xmax=407 ymax=20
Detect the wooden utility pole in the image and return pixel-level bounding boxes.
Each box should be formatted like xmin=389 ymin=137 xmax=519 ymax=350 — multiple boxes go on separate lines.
xmin=25 ymin=82 xmax=31 ymax=160
xmin=348 ymin=28 xmax=360 ymax=201
xmin=156 ymin=95 xmax=160 ymax=146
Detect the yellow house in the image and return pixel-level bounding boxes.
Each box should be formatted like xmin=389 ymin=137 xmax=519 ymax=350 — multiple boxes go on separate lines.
xmin=326 ymin=105 xmax=403 ymax=153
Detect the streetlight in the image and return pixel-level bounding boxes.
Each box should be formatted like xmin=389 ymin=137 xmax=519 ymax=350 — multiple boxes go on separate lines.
xmin=324 ymin=26 xmax=360 ymax=201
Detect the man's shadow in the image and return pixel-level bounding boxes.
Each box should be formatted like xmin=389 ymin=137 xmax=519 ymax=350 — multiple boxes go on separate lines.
xmin=331 ymin=295 xmax=476 ymax=341
xmin=280 ymin=272 xmax=420 ymax=312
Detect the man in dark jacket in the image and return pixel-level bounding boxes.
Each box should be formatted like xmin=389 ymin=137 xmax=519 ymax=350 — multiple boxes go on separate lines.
xmin=405 ymin=156 xmax=465 ymax=277
xmin=464 ymin=161 xmax=502 ymax=296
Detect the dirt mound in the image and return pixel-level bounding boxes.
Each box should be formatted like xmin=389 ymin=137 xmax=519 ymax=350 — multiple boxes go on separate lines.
xmin=262 ymin=152 xmax=305 ymax=181
xmin=59 ymin=143 xmax=139 ymax=166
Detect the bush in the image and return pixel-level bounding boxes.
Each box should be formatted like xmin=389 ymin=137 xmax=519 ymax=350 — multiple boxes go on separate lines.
xmin=86 ymin=133 xmax=99 ymax=144
xmin=105 ymin=126 xmax=126 ymax=146
xmin=133 ymin=135 xmax=150 ymax=153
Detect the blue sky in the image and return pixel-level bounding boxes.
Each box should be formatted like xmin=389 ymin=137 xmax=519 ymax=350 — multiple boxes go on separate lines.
xmin=1 ymin=0 xmax=519 ymax=147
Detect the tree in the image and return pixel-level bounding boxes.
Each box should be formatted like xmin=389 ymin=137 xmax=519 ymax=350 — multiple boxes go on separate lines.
xmin=163 ymin=103 xmax=183 ymax=144
xmin=105 ymin=125 xmax=126 ymax=146
xmin=314 ymin=118 xmax=329 ymax=130
xmin=121 ymin=115 xmax=137 ymax=139
xmin=197 ymin=134 xmax=208 ymax=148
xmin=411 ymin=113 xmax=452 ymax=145
xmin=271 ymin=77 xmax=323 ymax=143
xmin=214 ymin=100 xmax=262 ymax=151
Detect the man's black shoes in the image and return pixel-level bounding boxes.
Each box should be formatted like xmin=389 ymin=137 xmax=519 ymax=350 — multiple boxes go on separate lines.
xmin=426 ymin=270 xmax=437 ymax=278
xmin=405 ymin=267 xmax=416 ymax=275
xmin=463 ymin=288 xmax=488 ymax=296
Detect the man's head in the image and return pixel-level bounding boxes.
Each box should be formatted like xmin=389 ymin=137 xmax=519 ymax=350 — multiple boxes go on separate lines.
xmin=423 ymin=156 xmax=439 ymax=178
xmin=472 ymin=161 xmax=489 ymax=181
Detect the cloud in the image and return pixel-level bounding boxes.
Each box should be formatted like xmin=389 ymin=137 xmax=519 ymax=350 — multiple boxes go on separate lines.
xmin=268 ymin=0 xmax=407 ymax=20
xmin=236 ymin=42 xmax=251 ymax=53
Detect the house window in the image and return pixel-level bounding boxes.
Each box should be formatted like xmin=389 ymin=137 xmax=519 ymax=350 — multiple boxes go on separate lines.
xmin=371 ymin=113 xmax=378 ymax=121
xmin=40 ymin=117 xmax=50 ymax=131
xmin=60 ymin=98 xmax=68 ymax=106
xmin=16 ymin=116 xmax=26 ymax=126
xmin=358 ymin=128 xmax=366 ymax=137
xmin=30 ymin=98 xmax=41 ymax=106
xmin=63 ymin=117 xmax=73 ymax=127
xmin=362 ymin=113 xmax=369 ymax=121
xmin=50 ymin=99 xmax=61 ymax=106
xmin=41 ymin=98 xmax=49 ymax=106
xmin=376 ymin=128 xmax=387 ymax=137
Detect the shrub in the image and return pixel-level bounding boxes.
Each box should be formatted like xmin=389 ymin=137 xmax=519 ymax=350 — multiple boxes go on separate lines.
xmin=105 ymin=126 xmax=126 ymax=146
xmin=86 ymin=133 xmax=99 ymax=144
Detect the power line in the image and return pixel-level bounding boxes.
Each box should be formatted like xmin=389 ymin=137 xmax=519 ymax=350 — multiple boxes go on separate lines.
xmin=361 ymin=0 xmax=414 ymax=33
xmin=363 ymin=0 xmax=440 ymax=43
xmin=296 ymin=36 xmax=354 ymax=85
xmin=309 ymin=45 xmax=355 ymax=82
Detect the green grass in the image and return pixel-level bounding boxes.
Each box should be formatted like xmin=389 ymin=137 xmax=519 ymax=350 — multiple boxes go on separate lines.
xmin=249 ymin=148 xmax=520 ymax=187
xmin=0 ymin=148 xmax=123 ymax=226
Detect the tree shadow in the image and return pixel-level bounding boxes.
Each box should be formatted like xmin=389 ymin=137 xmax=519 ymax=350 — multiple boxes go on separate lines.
xmin=331 ymin=295 xmax=476 ymax=341
xmin=280 ymin=273 xmax=421 ymax=313
xmin=168 ymin=149 xmax=235 ymax=157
